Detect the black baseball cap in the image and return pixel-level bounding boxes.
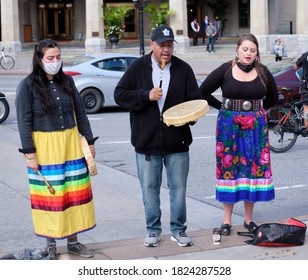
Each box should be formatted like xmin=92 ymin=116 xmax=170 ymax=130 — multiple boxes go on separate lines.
xmin=151 ymin=25 xmax=177 ymax=44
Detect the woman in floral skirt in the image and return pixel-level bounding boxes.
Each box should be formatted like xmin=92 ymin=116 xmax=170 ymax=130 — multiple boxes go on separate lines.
xmin=200 ymin=34 xmax=279 ymax=236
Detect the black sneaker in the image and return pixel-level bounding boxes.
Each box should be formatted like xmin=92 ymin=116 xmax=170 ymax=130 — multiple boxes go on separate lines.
xmin=221 ymin=223 xmax=232 ymax=236
xmin=244 ymin=221 xmax=258 ymax=233
xmin=67 ymin=242 xmax=94 ymax=258
xmin=46 ymin=244 xmax=57 ymax=260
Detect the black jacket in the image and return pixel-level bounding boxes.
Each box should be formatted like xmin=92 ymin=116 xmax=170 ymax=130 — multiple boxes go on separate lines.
xmin=114 ymin=52 xmax=201 ymax=155
xmin=295 ymin=51 xmax=308 ymax=81
xmin=15 ymin=75 xmax=96 ymax=154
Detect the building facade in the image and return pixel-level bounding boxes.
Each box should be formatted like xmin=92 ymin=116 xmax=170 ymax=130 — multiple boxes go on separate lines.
xmin=0 ymin=0 xmax=307 ymax=56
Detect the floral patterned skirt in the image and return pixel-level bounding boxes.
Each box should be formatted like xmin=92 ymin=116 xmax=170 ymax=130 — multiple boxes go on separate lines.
xmin=215 ymin=109 xmax=275 ymax=204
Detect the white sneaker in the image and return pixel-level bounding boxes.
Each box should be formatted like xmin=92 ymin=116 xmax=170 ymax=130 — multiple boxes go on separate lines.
xmin=171 ymin=231 xmax=193 ymax=247
xmin=144 ymin=233 xmax=160 ymax=247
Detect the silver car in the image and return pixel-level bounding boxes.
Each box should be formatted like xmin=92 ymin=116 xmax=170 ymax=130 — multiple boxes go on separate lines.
xmin=63 ymin=53 xmax=139 ymax=113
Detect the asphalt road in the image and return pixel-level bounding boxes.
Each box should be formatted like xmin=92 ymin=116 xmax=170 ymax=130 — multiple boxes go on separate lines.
xmin=91 ymin=104 xmax=308 ymax=223
xmin=2 ymin=86 xmax=308 ymax=226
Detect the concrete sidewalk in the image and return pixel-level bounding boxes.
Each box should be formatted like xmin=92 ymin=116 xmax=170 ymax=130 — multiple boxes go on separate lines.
xmin=0 ymin=40 xmax=306 ymax=261
xmin=1 ymin=148 xmax=307 ymax=260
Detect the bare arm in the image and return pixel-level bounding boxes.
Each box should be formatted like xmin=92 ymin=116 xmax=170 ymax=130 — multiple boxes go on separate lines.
xmin=304 ymin=104 xmax=308 ymax=128
xmin=294 ymin=64 xmax=300 ymax=70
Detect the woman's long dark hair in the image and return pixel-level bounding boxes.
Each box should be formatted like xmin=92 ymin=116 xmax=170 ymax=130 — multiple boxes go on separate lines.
xmin=233 ymin=33 xmax=268 ymax=88
xmin=30 ymin=38 xmax=76 ymax=113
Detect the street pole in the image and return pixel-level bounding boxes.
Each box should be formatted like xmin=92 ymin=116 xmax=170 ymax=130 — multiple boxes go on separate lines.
xmin=138 ymin=4 xmax=144 ymax=56
xmin=133 ymin=0 xmax=148 ymax=56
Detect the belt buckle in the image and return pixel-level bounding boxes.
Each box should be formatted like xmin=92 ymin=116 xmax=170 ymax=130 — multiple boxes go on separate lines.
xmin=242 ymin=101 xmax=252 ymax=111
xmin=224 ymin=98 xmax=231 ymax=109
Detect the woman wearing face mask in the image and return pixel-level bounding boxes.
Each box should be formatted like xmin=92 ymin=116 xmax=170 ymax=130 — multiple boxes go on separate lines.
xmin=15 ymin=38 xmax=97 ymax=260
xmin=200 ymin=34 xmax=279 ymax=236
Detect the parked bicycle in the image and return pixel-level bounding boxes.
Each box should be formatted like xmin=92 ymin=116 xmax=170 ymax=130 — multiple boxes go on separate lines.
xmin=0 ymin=92 xmax=10 ymax=124
xmin=0 ymin=47 xmax=15 ymax=70
xmin=266 ymin=87 xmax=308 ymax=153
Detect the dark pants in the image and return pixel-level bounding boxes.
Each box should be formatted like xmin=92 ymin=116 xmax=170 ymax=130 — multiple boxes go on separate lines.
xmin=206 ymin=36 xmax=215 ymax=52
xmin=192 ymin=32 xmax=198 ymax=46
xmin=202 ymin=31 xmax=206 ymax=44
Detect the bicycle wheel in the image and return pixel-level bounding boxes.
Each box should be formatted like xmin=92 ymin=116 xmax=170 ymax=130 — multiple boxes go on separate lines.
xmin=266 ymin=106 xmax=299 ymax=153
xmin=0 ymin=97 xmax=10 ymax=124
xmin=0 ymin=55 xmax=15 ymax=70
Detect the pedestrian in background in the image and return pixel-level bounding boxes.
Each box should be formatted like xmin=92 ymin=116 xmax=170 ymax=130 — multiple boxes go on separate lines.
xmin=271 ymin=37 xmax=286 ymax=58
xmin=191 ymin=16 xmax=200 ymax=46
xmin=294 ymin=51 xmax=308 ymax=128
xmin=274 ymin=39 xmax=283 ymax=61
xmin=201 ymin=15 xmax=209 ymax=44
xmin=294 ymin=50 xmax=308 ymax=87
xmin=206 ymin=20 xmax=217 ymax=53
xmin=200 ymin=33 xmax=279 ymax=236
xmin=15 ymin=38 xmax=97 ymax=260
xmin=215 ymin=16 xmax=222 ymax=44
xmin=114 ymin=25 xmax=201 ymax=248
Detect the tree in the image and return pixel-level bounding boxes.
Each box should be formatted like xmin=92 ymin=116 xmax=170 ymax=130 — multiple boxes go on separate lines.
xmin=205 ymin=0 xmax=230 ymax=30
xmin=144 ymin=3 xmax=175 ymax=30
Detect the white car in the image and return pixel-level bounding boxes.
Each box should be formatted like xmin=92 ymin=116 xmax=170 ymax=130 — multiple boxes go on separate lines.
xmin=63 ymin=53 xmax=140 ymax=113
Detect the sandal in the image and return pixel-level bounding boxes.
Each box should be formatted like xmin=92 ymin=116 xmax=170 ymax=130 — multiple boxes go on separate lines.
xmin=244 ymin=221 xmax=258 ymax=233
xmin=221 ymin=223 xmax=232 ymax=236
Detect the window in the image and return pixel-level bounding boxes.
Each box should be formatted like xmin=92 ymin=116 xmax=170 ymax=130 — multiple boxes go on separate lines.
xmin=126 ymin=57 xmax=137 ymax=66
xmin=95 ymin=58 xmax=125 ymax=72
xmin=239 ymin=0 xmax=250 ymax=28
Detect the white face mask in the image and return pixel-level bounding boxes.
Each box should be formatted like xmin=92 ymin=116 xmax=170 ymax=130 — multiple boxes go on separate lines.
xmin=42 ymin=60 xmax=62 ymax=75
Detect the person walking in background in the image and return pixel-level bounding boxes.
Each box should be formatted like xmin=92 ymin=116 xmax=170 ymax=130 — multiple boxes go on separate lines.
xmin=294 ymin=50 xmax=308 ymax=87
xmin=15 ymin=38 xmax=98 ymax=260
xmin=215 ymin=16 xmax=222 ymax=44
xmin=272 ymin=37 xmax=286 ymax=58
xmin=273 ymin=37 xmax=285 ymax=61
xmin=274 ymin=39 xmax=283 ymax=61
xmin=200 ymin=34 xmax=279 ymax=236
xmin=191 ymin=16 xmax=200 ymax=46
xmin=206 ymin=20 xmax=217 ymax=53
xmin=201 ymin=15 xmax=209 ymax=44
xmin=114 ymin=25 xmax=201 ymax=248
xmin=294 ymin=51 xmax=308 ymax=128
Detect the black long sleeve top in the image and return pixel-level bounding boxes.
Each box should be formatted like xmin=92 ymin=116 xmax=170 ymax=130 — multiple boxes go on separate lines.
xmin=200 ymin=62 xmax=279 ymax=110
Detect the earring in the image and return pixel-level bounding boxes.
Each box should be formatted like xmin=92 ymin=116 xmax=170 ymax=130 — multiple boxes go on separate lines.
xmin=235 ymin=51 xmax=239 ymax=58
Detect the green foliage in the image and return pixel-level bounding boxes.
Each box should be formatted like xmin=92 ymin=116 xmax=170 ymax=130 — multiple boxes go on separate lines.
xmin=102 ymin=6 xmax=131 ymax=37
xmin=144 ymin=3 xmax=175 ymax=29
xmin=205 ymin=0 xmax=230 ymax=29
